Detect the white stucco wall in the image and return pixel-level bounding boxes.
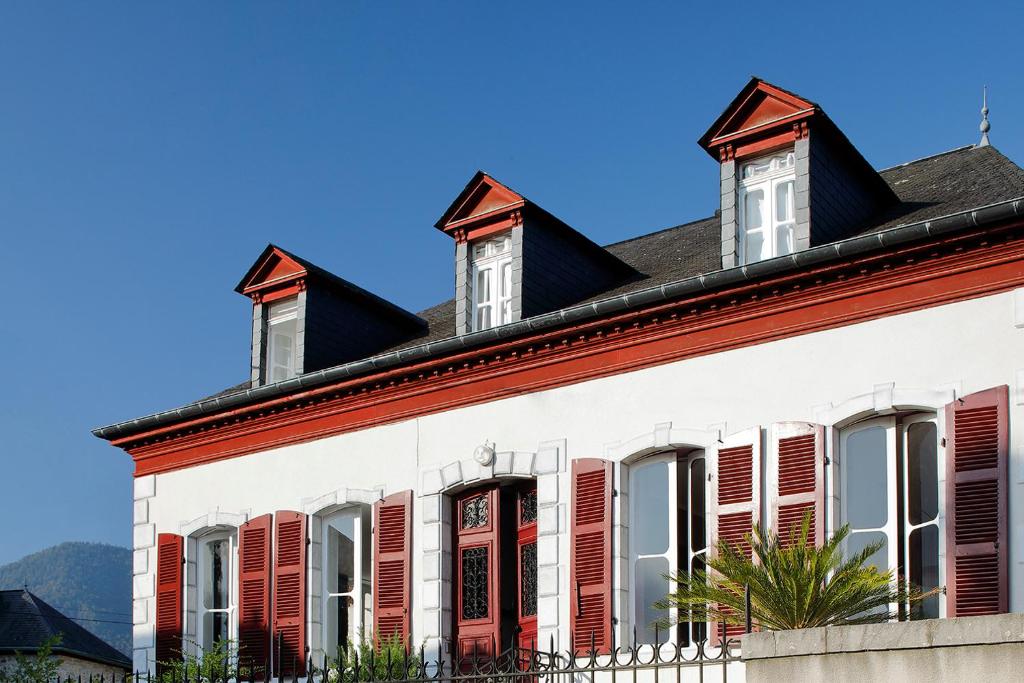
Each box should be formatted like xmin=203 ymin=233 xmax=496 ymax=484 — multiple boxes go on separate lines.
xmin=131 ymin=288 xmax=1024 ymax=673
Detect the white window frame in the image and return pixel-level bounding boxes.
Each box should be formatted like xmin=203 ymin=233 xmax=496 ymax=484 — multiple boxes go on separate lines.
xmin=737 ymin=150 xmax=796 ymax=265
xmin=265 ymin=297 xmax=299 ymax=382
xmin=470 ymin=234 xmax=513 ymax=332
xmin=195 ymin=530 xmax=237 ymax=653
xmin=837 ymin=413 xmax=945 ymax=618
xmin=320 ymin=506 xmax=372 ymax=656
xmin=627 ymin=450 xmax=707 ymax=646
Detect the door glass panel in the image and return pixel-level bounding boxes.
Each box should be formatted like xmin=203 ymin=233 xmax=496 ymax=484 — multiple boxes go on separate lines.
xmin=461 ymin=547 xmax=489 ymax=620
xmin=845 ymin=530 xmax=888 ymax=573
xmin=689 ymin=556 xmax=707 ymax=642
xmin=632 ymin=460 xmax=669 ymax=555
xmin=461 ymin=495 xmax=489 ymax=529
xmin=844 ymin=426 xmax=888 ymax=529
xmin=909 ymin=525 xmax=940 ymax=619
xmin=520 ymin=542 xmax=537 ymax=618
xmin=689 ymin=458 xmax=706 ymax=553
xmin=326 ymin=514 xmax=356 ymax=595
xmin=520 ymin=490 xmax=537 ymax=525
xmin=634 ymin=557 xmax=670 ymax=644
xmin=907 ymin=422 xmax=938 ymax=525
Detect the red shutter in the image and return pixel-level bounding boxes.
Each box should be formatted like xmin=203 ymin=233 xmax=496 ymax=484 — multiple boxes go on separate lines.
xmin=708 ymin=427 xmax=761 ymax=644
xmin=767 ymin=423 xmax=825 ymax=547
xmin=569 ymin=458 xmax=612 ymax=653
xmin=273 ymin=511 xmax=307 ymax=677
xmin=238 ymin=514 xmax=272 ymax=678
xmin=373 ymin=490 xmax=412 ymax=649
xmin=946 ymin=386 xmax=1009 ymax=617
xmin=155 ymin=533 xmax=183 ymax=671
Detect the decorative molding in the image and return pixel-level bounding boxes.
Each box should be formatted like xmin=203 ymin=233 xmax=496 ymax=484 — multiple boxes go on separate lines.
xmin=179 ymin=509 xmax=249 ymax=537
xmin=603 ymin=423 xmax=722 ymax=462
xmin=301 ymin=486 xmax=384 ymax=515
xmin=120 ymin=220 xmax=1024 ymax=476
xmin=814 ymin=383 xmax=957 ymax=428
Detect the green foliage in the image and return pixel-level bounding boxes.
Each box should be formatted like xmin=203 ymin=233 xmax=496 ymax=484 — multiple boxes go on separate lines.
xmin=0 ymin=634 xmax=63 ymax=683
xmin=322 ymin=633 xmax=422 ymax=682
xmin=656 ymin=512 xmax=940 ymax=631
xmin=155 ymin=638 xmax=263 ymax=682
xmin=0 ymin=542 xmax=131 ymax=656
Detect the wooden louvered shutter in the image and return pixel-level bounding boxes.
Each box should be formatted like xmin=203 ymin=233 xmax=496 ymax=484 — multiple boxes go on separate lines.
xmin=767 ymin=423 xmax=825 ymax=547
xmin=238 ymin=514 xmax=272 ymax=678
xmin=569 ymin=458 xmax=612 ymax=653
xmin=273 ymin=511 xmax=307 ymax=677
xmin=708 ymin=427 xmax=761 ymax=645
xmin=373 ymin=490 xmax=412 ymax=648
xmin=945 ymin=386 xmax=1009 ymax=617
xmin=155 ymin=533 xmax=183 ymax=671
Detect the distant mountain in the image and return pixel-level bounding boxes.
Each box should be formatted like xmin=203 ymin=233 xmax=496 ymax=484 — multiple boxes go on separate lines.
xmin=0 ymin=542 xmax=131 ymax=656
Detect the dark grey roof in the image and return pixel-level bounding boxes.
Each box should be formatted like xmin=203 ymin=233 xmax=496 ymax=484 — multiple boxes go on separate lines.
xmin=0 ymin=590 xmax=130 ymax=669
xmin=95 ymin=145 xmax=1024 ymax=439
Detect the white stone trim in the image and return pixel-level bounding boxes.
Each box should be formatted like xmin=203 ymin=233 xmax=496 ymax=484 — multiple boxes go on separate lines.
xmin=179 ymin=509 xmax=250 ymax=537
xmin=1016 ymin=369 xmax=1024 ymax=406
xmin=417 ymin=439 xmax=566 ymax=663
xmin=1013 ymin=287 xmax=1024 ymax=328
xmin=302 ymin=486 xmax=384 ymax=515
xmin=134 ymin=475 xmax=156 ymax=501
xmin=603 ymin=421 xmax=722 ymax=463
xmin=813 ymin=382 xmax=958 ymax=428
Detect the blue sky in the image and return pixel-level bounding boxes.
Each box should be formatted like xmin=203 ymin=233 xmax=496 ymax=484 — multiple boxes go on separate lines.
xmin=1 ymin=1 xmax=1021 ymax=566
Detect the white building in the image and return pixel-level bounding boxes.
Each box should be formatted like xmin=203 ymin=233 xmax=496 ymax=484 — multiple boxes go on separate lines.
xmin=95 ymin=78 xmax=1024 ymax=679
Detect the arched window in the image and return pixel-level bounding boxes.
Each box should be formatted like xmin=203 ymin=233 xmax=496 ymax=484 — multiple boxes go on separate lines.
xmin=628 ymin=450 xmax=707 ymax=645
xmin=196 ymin=529 xmax=237 ymax=651
xmin=839 ymin=413 xmax=941 ymax=619
xmin=321 ymin=506 xmax=372 ymax=655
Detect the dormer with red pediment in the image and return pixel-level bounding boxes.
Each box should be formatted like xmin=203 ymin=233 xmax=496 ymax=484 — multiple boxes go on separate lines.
xmin=699 ymin=77 xmax=897 ymax=269
xmin=436 ymin=171 xmax=635 ymax=335
xmin=236 ymin=245 xmax=426 ymax=386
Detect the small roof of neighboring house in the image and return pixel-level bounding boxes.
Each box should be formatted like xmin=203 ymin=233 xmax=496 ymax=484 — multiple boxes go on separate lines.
xmin=0 ymin=590 xmax=130 ymax=670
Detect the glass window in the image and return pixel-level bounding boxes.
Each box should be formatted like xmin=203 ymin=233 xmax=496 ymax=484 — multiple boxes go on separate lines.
xmin=322 ymin=507 xmax=371 ymax=658
xmin=839 ymin=414 xmax=943 ymax=619
xmin=738 ymin=150 xmax=797 ymax=265
xmin=629 ymin=451 xmax=707 ymax=645
xmin=470 ymin=233 xmax=513 ymax=332
xmin=265 ymin=298 xmax=299 ymax=383
xmin=197 ymin=532 xmax=236 ymax=651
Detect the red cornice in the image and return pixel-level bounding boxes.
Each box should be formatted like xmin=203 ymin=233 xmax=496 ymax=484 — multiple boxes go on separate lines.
xmin=116 ymin=220 xmax=1024 ymax=476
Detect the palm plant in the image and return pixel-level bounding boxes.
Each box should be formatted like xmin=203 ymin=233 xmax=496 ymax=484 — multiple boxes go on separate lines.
xmin=657 ymin=512 xmax=938 ymax=631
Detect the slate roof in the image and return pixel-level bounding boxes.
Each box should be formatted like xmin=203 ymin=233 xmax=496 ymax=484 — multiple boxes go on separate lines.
xmin=157 ymin=144 xmax=1024 ymax=411
xmin=372 ymin=144 xmax=1024 ymax=353
xmin=0 ymin=590 xmax=130 ymax=669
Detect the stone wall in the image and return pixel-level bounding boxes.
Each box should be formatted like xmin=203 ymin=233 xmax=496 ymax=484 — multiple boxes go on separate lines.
xmin=742 ymin=613 xmax=1024 ymax=683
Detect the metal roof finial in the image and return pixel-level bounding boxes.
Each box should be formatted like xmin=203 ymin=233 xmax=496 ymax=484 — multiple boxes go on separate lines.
xmin=979 ymin=86 xmax=991 ymax=147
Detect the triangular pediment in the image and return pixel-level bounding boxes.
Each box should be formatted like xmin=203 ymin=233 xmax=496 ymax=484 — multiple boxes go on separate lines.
xmin=699 ymin=78 xmax=818 ymax=151
xmin=235 ymin=245 xmax=308 ymax=295
xmin=435 ymin=172 xmax=526 ymax=230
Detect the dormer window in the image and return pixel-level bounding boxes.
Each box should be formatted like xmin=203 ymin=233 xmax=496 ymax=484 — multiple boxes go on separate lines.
xmin=265 ymin=298 xmax=298 ymax=382
xmin=738 ymin=151 xmax=796 ymax=264
xmin=471 ymin=234 xmax=513 ymax=331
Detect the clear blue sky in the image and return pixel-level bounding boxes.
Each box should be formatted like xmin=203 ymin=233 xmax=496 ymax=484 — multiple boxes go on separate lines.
xmin=1 ymin=1 xmax=1021 ymax=566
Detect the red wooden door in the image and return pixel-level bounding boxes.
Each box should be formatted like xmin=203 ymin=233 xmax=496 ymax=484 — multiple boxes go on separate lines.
xmin=454 ymin=486 xmax=502 ymax=665
xmin=516 ymin=483 xmax=538 ymax=654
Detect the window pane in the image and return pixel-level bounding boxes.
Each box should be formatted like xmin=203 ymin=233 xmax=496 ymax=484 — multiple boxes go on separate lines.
xmin=909 ymin=525 xmax=940 ymax=620
xmin=634 ymin=557 xmax=669 ymax=644
xmin=326 ymin=514 xmax=356 ymax=595
xmin=775 ymin=180 xmax=794 ymax=222
xmin=907 ymin=422 xmax=938 ymax=525
xmin=775 ymin=223 xmax=794 ymax=257
xmin=203 ymin=539 xmax=229 ymax=610
xmin=476 ymin=305 xmax=491 ymax=331
xmin=845 ymin=530 xmax=888 ymax=573
xmin=632 ymin=460 xmax=669 ymax=555
xmin=325 ymin=595 xmax=354 ymax=657
xmin=844 ymin=426 xmax=888 ymax=529
xmin=744 ymin=229 xmax=765 ymax=264
xmin=268 ymin=298 xmax=298 ymax=322
xmin=267 ymin=316 xmax=296 ymax=381
xmin=202 ymin=611 xmax=229 ymax=650
xmin=477 ymin=267 xmax=491 ymax=302
xmin=743 ymin=189 xmax=764 ymax=230
xmin=689 ymin=458 xmax=706 ymax=553
xmin=500 ymin=261 xmax=512 ymax=299
xmin=689 ymin=555 xmax=707 ymax=643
